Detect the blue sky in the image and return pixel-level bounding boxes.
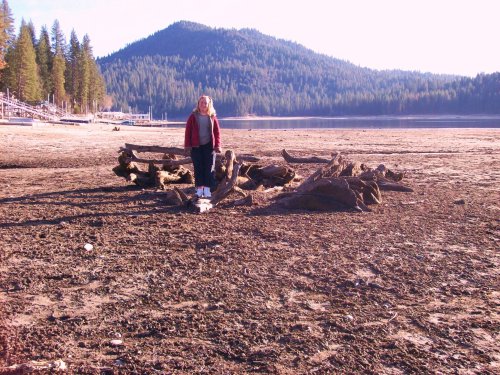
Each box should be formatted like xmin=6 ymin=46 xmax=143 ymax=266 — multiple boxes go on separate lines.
xmin=10 ymin=0 xmax=500 ymax=77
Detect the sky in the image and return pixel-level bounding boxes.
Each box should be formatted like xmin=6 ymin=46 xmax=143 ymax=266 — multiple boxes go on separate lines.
xmin=10 ymin=0 xmax=500 ymax=77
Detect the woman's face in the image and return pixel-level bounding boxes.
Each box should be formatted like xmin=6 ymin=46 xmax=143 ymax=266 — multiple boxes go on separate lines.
xmin=198 ymin=96 xmax=210 ymax=114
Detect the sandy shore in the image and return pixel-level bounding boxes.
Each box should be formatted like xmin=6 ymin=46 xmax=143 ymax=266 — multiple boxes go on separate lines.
xmin=0 ymin=124 xmax=498 ymax=373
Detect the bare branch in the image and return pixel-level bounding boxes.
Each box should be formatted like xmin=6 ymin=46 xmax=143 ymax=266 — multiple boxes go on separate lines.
xmin=282 ymin=149 xmax=330 ymax=163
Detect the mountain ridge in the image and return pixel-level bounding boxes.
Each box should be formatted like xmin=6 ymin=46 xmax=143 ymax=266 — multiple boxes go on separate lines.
xmin=97 ymin=21 xmax=499 ymax=118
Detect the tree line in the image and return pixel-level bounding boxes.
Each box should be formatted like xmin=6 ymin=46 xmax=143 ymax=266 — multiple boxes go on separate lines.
xmin=0 ymin=0 xmax=108 ymax=114
xmin=99 ymin=21 xmax=500 ymax=118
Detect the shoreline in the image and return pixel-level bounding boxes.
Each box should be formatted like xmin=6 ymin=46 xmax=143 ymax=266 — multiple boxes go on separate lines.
xmin=2 ymin=114 xmax=499 ymax=130
xmin=219 ymin=114 xmax=500 ymax=121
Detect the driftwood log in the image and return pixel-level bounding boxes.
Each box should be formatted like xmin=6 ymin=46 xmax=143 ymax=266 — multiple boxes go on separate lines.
xmin=113 ymin=144 xmax=413 ymax=212
xmin=122 ymin=143 xmax=260 ymax=165
xmin=113 ymin=147 xmax=194 ymax=188
xmin=211 ymin=150 xmax=242 ymax=206
xmin=282 ymin=149 xmax=331 ymax=163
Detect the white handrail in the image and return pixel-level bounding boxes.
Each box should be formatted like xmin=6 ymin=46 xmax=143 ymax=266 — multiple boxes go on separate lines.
xmin=0 ymin=96 xmax=66 ymax=121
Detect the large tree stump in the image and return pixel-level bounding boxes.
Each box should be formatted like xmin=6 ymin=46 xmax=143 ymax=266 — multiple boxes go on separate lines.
xmin=278 ymin=177 xmax=369 ymax=212
xmin=277 ymin=153 xmax=410 ymax=212
xmin=238 ymin=163 xmax=296 ymax=188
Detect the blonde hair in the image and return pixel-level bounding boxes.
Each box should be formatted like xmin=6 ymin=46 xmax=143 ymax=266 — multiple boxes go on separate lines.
xmin=194 ymin=95 xmax=216 ymax=117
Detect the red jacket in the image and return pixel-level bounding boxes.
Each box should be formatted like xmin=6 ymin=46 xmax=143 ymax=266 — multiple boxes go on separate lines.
xmin=184 ymin=112 xmax=221 ymax=149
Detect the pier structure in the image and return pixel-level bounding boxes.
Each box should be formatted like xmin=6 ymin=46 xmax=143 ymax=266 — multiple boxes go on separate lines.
xmin=0 ymin=94 xmax=162 ymax=126
xmin=0 ymin=95 xmax=69 ymax=121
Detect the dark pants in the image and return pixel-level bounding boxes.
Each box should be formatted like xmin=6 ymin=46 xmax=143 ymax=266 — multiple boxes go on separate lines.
xmin=191 ymin=143 xmax=215 ymax=189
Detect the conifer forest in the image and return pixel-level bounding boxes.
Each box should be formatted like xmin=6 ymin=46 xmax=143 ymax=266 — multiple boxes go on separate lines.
xmin=0 ymin=0 xmax=106 ymax=114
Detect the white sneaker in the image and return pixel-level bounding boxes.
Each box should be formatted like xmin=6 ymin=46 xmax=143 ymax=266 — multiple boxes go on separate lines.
xmin=196 ymin=187 xmax=203 ymax=197
xmin=203 ymin=187 xmax=211 ymax=198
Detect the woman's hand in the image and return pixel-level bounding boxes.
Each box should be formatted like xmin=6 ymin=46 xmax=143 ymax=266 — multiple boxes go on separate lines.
xmin=214 ymin=147 xmax=221 ymax=153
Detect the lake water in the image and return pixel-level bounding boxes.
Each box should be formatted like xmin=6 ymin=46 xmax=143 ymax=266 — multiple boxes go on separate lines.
xmin=209 ymin=116 xmax=500 ymax=129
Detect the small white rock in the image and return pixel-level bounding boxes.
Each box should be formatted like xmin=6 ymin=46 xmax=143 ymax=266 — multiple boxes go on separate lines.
xmin=109 ymin=339 xmax=123 ymax=346
xmin=344 ymin=314 xmax=354 ymax=321
xmin=84 ymin=243 xmax=94 ymax=251
xmin=54 ymin=360 xmax=67 ymax=370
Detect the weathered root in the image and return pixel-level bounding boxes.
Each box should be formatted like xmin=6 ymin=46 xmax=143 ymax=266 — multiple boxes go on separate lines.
xmin=113 ymin=150 xmax=140 ymax=178
xmin=211 ymin=150 xmax=241 ymax=206
xmin=359 ymin=164 xmax=413 ymax=192
xmin=233 ymin=194 xmax=253 ymax=207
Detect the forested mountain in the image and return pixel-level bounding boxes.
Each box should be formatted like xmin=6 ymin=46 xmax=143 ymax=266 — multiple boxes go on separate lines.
xmin=98 ymin=21 xmax=500 ymax=118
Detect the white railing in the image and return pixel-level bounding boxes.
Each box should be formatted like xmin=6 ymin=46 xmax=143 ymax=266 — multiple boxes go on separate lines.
xmin=0 ymin=96 xmax=67 ymax=121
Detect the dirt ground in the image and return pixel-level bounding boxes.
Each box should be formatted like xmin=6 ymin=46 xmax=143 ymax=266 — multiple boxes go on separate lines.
xmin=0 ymin=124 xmax=498 ymax=374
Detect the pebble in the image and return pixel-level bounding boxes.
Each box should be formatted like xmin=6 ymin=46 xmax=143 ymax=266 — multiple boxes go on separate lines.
xmin=109 ymin=339 xmax=123 ymax=346
xmin=344 ymin=314 xmax=354 ymax=321
xmin=84 ymin=243 xmax=94 ymax=251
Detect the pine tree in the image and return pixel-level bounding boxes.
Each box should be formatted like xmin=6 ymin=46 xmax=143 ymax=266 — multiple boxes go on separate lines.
xmin=51 ymin=20 xmax=66 ymax=106
xmin=27 ymin=19 xmax=36 ymax=46
xmin=88 ymin=60 xmax=106 ymax=112
xmin=66 ymin=29 xmax=81 ymax=111
xmin=0 ymin=0 xmax=14 ymax=72
xmin=36 ymin=26 xmax=52 ymax=100
xmin=77 ymin=34 xmax=90 ymax=112
xmin=78 ymin=34 xmax=105 ymax=113
xmin=5 ymin=20 xmax=41 ymax=102
xmin=51 ymin=19 xmax=66 ymax=56
xmin=52 ymin=52 xmax=66 ymax=106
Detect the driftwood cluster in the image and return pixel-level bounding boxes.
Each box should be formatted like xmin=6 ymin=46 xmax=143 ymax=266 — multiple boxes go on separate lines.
xmin=278 ymin=150 xmax=412 ymax=212
xmin=113 ymin=144 xmax=412 ymax=212
xmin=113 ymin=144 xmax=195 ymax=189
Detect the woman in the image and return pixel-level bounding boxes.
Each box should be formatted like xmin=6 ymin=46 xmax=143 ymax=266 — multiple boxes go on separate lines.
xmin=184 ymin=95 xmax=222 ymax=198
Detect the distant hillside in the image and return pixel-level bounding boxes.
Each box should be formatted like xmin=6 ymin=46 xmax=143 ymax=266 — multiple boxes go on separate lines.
xmin=98 ymin=21 xmax=500 ymax=118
